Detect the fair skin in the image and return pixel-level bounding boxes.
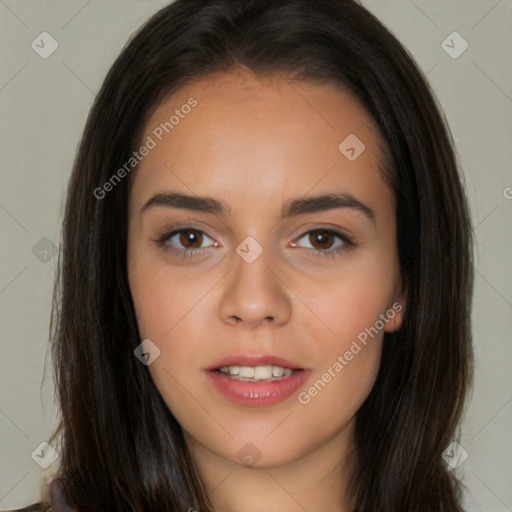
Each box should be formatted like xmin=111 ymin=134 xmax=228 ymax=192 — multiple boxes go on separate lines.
xmin=127 ymin=69 xmax=405 ymax=511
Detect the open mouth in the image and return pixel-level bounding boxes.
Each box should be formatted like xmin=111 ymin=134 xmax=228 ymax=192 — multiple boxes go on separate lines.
xmin=205 ymin=354 xmax=309 ymax=405
xmin=207 ymin=366 xmax=309 ymax=406
xmin=216 ymin=365 xmax=303 ymax=382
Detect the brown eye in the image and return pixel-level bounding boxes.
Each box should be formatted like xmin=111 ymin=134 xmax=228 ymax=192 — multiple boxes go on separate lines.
xmin=292 ymin=228 xmax=354 ymax=259
xmin=308 ymin=230 xmax=336 ymax=250
xmin=179 ymin=229 xmax=204 ymax=249
xmin=155 ymin=227 xmax=216 ymax=255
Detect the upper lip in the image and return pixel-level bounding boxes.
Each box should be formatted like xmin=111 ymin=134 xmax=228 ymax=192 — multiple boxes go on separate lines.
xmin=207 ymin=353 xmax=305 ymax=371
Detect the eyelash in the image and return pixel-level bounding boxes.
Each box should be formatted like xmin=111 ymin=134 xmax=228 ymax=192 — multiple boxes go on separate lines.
xmin=154 ymin=225 xmax=356 ymax=260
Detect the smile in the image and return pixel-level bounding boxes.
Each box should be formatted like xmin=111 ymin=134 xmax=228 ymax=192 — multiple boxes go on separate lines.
xmin=218 ymin=365 xmax=294 ymax=381
xmin=206 ymin=367 xmax=310 ymax=407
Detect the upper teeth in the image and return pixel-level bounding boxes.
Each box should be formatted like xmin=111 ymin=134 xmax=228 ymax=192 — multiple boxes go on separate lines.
xmin=218 ymin=365 xmax=293 ymax=380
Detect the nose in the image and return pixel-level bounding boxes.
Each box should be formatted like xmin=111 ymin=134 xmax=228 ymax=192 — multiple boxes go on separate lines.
xmin=218 ymin=248 xmax=292 ymax=328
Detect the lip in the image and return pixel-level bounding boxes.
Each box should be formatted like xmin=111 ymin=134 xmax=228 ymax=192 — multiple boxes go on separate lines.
xmin=206 ymin=353 xmax=306 ymax=371
xmin=205 ymin=368 xmax=311 ymax=407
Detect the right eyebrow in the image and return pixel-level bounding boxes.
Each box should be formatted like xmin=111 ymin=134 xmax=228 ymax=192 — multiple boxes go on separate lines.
xmin=141 ymin=192 xmax=230 ymax=215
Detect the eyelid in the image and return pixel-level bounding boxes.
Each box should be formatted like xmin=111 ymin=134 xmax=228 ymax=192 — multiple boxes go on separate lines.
xmin=290 ymin=222 xmax=355 ymax=243
xmin=154 ymin=223 xmax=217 ymax=247
xmin=292 ymin=229 xmax=354 ymax=248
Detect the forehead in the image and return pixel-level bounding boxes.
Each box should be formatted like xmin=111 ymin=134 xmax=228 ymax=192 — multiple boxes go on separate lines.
xmin=129 ymin=69 xmax=390 ymax=213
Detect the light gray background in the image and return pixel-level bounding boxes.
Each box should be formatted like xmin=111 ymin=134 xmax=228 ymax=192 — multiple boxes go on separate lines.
xmin=0 ymin=1 xmax=511 ymax=510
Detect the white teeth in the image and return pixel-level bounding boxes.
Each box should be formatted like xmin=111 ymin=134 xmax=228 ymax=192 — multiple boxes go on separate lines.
xmin=272 ymin=366 xmax=284 ymax=377
xmin=218 ymin=365 xmax=294 ymax=381
xmin=254 ymin=366 xmax=272 ymax=379
xmin=239 ymin=366 xmax=255 ymax=378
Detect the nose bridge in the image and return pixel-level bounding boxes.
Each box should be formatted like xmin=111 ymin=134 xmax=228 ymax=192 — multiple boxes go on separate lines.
xmin=218 ymin=241 xmax=292 ymax=327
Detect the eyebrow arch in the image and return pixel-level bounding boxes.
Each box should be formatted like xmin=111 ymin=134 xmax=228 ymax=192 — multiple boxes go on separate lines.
xmin=141 ymin=192 xmax=375 ymax=221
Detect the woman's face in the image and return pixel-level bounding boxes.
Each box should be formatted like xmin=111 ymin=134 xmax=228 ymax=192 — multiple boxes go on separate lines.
xmin=127 ymin=70 xmax=404 ymax=471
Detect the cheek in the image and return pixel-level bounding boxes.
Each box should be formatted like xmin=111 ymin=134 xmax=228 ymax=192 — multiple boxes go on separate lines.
xmin=293 ymin=257 xmax=394 ymax=410
xmin=129 ymin=263 xmax=210 ymax=414
xmin=128 ymin=260 xmax=217 ymax=393
xmin=304 ymin=253 xmax=396 ymax=348
xmin=129 ymin=258 xmax=214 ymax=341
xmin=294 ymin=279 xmax=389 ymax=445
xmin=307 ymin=281 xmax=386 ymax=407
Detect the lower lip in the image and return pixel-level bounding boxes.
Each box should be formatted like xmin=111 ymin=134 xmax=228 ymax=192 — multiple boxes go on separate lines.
xmin=206 ymin=369 xmax=310 ymax=407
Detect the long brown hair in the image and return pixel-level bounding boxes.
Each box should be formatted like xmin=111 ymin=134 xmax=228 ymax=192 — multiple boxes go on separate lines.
xmin=20 ymin=0 xmax=473 ymax=510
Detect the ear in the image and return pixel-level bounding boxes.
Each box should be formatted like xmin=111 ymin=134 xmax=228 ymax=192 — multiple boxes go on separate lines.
xmin=384 ymin=287 xmax=407 ymax=333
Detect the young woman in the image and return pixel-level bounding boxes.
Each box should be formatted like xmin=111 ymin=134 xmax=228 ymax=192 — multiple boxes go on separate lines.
xmin=15 ymin=0 xmax=473 ymax=510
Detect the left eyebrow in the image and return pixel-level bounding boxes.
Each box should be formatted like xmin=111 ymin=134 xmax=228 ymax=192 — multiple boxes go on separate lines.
xmin=281 ymin=193 xmax=374 ymax=221
xmin=140 ymin=191 xmax=374 ymax=221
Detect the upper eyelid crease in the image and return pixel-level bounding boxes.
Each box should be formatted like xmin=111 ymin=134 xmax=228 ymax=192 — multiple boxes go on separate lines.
xmin=140 ymin=192 xmax=375 ymax=223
